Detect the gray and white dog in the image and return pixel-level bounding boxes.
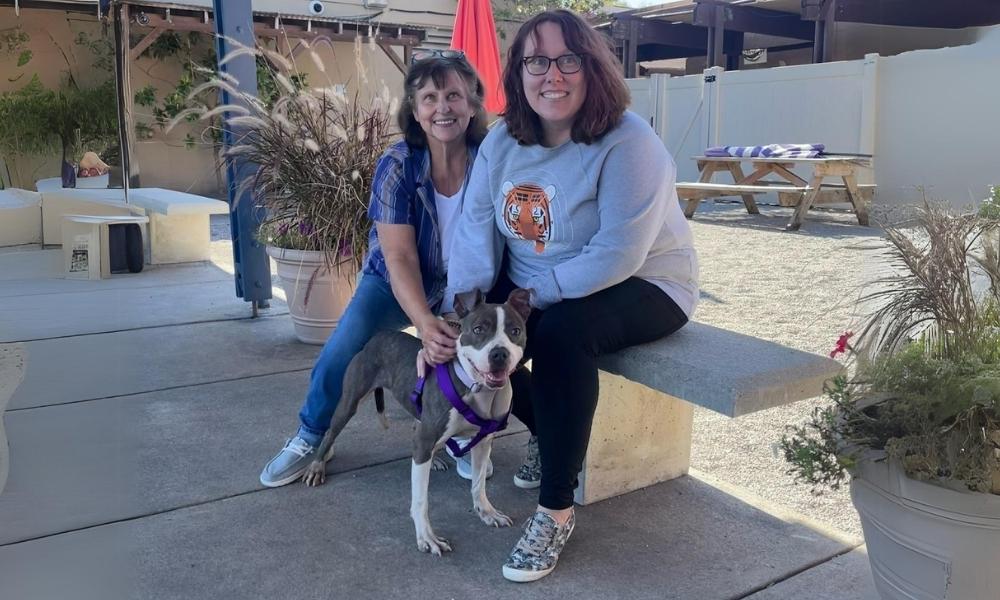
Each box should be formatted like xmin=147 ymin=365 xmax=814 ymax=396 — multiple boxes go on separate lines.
xmin=301 ymin=288 xmax=531 ymax=555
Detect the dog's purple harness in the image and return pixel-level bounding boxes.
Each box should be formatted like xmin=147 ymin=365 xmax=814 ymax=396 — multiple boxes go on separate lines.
xmin=409 ymin=362 xmax=510 ymax=457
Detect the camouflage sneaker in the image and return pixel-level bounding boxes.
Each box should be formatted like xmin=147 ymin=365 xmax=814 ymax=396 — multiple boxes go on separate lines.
xmin=513 ymin=435 xmax=541 ymax=489
xmin=502 ymin=510 xmax=576 ymax=583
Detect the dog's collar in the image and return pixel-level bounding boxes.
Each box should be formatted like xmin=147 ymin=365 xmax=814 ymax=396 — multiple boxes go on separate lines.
xmin=451 ymin=360 xmax=478 ymax=390
xmin=408 ymin=362 xmax=510 ymax=458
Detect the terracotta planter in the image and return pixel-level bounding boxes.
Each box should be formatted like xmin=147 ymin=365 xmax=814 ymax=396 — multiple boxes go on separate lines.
xmin=850 ymin=454 xmax=1000 ymax=599
xmin=266 ymin=246 xmax=355 ymax=345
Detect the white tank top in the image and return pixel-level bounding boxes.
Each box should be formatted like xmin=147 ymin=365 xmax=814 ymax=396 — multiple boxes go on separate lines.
xmin=434 ymin=182 xmax=465 ymax=270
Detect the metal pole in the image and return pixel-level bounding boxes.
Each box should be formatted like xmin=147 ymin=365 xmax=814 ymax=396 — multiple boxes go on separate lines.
xmin=112 ymin=0 xmax=139 ymax=202
xmin=212 ymin=0 xmax=272 ymax=312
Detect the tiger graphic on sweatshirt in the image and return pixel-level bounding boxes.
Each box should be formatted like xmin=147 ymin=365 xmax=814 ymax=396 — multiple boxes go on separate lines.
xmin=501 ymin=181 xmax=555 ymax=254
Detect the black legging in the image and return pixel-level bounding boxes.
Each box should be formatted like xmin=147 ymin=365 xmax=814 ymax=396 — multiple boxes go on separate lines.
xmin=487 ymin=271 xmax=689 ymax=509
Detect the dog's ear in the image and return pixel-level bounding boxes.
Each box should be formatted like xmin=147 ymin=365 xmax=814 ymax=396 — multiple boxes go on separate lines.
xmin=506 ymin=288 xmax=533 ymax=322
xmin=453 ymin=289 xmax=484 ymax=319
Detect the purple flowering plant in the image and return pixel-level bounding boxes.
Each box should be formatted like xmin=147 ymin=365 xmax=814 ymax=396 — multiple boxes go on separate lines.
xmin=782 ymin=199 xmax=1000 ymax=495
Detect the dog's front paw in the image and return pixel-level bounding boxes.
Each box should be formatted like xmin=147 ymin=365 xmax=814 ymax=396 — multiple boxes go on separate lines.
xmin=430 ymin=455 xmax=449 ymax=472
xmin=476 ymin=506 xmax=513 ymax=528
xmin=301 ymin=461 xmax=327 ymax=487
xmin=416 ymin=533 xmax=452 ymax=556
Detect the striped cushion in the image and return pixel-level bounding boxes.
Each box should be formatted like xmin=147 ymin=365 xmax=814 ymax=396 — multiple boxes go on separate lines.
xmin=705 ymin=143 xmax=825 ymax=158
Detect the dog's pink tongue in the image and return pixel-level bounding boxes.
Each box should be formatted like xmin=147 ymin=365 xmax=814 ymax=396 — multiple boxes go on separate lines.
xmin=486 ymin=371 xmax=506 ymax=385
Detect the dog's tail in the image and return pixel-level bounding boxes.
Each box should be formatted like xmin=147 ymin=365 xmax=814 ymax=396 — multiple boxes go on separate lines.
xmin=374 ymin=387 xmax=389 ymax=430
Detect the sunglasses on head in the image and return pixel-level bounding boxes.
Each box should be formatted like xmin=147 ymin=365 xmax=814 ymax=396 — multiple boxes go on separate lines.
xmin=411 ymin=48 xmax=466 ymax=65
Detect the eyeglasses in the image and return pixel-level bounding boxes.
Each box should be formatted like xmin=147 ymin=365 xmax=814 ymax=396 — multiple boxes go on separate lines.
xmin=411 ymin=48 xmax=466 ymax=64
xmin=522 ymin=53 xmax=584 ymax=76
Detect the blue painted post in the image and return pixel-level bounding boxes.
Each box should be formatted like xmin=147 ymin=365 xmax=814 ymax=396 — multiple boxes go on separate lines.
xmin=212 ymin=0 xmax=272 ymax=314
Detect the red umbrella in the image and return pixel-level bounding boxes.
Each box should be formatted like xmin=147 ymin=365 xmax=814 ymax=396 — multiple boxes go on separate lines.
xmin=451 ymin=0 xmax=506 ymax=114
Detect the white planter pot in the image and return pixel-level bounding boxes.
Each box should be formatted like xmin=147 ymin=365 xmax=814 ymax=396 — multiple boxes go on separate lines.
xmin=850 ymin=456 xmax=1000 ymax=600
xmin=266 ymin=246 xmax=355 ymax=345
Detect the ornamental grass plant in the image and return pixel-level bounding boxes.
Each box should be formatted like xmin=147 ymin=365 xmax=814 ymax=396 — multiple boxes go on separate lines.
xmin=169 ymin=37 xmax=398 ymax=273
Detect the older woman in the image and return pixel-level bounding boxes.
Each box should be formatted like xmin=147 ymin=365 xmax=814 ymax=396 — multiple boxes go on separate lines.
xmin=442 ymin=10 xmax=699 ymax=582
xmin=260 ymin=50 xmax=490 ymax=487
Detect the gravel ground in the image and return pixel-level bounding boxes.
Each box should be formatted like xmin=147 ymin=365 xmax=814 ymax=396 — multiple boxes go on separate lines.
xmin=212 ymin=203 xmax=890 ymax=540
xmin=688 ymin=202 xmax=892 ymax=540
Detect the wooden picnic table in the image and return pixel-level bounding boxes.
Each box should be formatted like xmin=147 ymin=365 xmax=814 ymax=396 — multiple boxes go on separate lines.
xmin=677 ymin=155 xmax=874 ymax=230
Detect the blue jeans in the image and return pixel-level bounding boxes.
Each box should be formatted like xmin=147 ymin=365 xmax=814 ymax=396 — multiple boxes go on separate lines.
xmin=297 ymin=273 xmax=411 ymax=439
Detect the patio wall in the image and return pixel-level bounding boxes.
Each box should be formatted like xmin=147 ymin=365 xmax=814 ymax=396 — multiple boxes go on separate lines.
xmin=0 ymin=8 xmax=103 ymax=190
xmin=633 ymin=24 xmax=1000 ymax=209
xmin=0 ymin=9 xmax=216 ymax=193
xmin=131 ymin=36 xmax=405 ymax=197
xmin=0 ymin=3 xmax=446 ymax=196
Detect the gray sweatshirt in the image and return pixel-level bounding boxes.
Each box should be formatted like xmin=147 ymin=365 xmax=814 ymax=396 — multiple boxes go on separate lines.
xmin=444 ymin=111 xmax=699 ymax=316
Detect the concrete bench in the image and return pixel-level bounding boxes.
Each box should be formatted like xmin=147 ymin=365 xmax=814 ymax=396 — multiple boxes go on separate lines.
xmin=0 ymin=189 xmax=42 ymax=247
xmin=575 ymin=321 xmax=842 ymax=504
xmin=35 ymin=178 xmax=228 ymax=264
xmin=38 ymin=187 xmax=136 ymax=245
xmin=127 ymin=188 xmax=228 ymax=264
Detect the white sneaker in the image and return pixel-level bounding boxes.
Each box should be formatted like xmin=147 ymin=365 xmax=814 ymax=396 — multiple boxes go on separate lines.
xmin=259 ymin=435 xmax=334 ymax=488
xmin=445 ymin=438 xmax=494 ymax=480
xmin=260 ymin=436 xmax=317 ymax=488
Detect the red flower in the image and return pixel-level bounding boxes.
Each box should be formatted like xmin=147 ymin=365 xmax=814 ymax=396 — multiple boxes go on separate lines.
xmin=830 ymin=331 xmax=854 ymax=358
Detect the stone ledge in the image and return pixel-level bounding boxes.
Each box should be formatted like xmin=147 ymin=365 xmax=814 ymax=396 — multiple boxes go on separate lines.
xmin=597 ymin=321 xmax=843 ymax=417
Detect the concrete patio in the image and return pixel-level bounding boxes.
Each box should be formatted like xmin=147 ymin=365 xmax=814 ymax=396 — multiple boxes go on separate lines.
xmin=0 ymin=216 xmax=880 ymax=599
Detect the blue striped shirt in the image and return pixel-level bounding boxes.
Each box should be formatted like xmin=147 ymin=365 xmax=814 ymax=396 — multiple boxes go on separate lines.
xmin=363 ymin=140 xmax=478 ymax=311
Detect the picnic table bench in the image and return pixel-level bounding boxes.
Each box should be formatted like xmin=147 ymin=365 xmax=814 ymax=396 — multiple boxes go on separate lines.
xmin=677 ymin=155 xmax=875 ymax=231
xmin=577 ymin=322 xmax=841 ymax=504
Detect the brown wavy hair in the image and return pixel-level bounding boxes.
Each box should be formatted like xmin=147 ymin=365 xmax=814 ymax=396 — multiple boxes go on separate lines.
xmin=397 ymin=56 xmax=489 ymax=149
xmin=502 ymin=9 xmax=629 ymax=146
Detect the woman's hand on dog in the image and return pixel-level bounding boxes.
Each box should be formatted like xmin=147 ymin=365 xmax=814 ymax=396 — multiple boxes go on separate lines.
xmin=418 ymin=315 xmax=458 ymax=365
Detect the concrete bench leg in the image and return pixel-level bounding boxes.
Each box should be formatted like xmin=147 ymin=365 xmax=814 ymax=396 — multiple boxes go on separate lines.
xmin=575 ymin=371 xmax=694 ymax=505
xmin=148 ymin=213 xmax=211 ymax=264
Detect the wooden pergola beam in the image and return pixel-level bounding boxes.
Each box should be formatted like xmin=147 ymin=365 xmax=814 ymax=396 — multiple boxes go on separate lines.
xmin=621 ymin=17 xmax=638 ymax=77
xmin=285 ymin=40 xmax=306 ymax=60
xmin=635 ymin=44 xmax=714 ymax=61
xmin=606 ymin=12 xmax=799 ymax=71
xmin=128 ymin=26 xmax=165 ymax=61
xmin=804 ymin=0 xmax=836 ymax=63
xmin=377 ymin=42 xmax=406 ymax=74
xmin=136 ymin=12 xmax=423 ymax=46
xmin=694 ymin=0 xmax=815 ymax=41
xmin=613 ymin=17 xmax=708 ymax=50
xmin=803 ymin=0 xmax=1000 ymax=28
